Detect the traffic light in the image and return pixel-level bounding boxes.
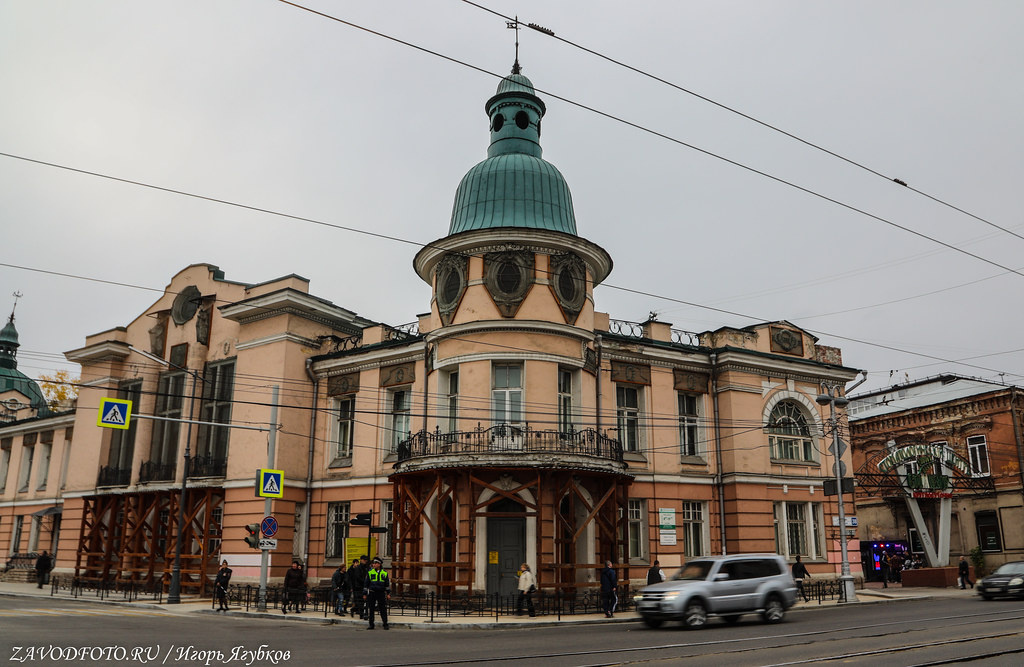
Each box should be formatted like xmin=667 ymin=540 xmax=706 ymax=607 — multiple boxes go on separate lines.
xmin=350 ymin=513 xmax=372 ymax=526
xmin=243 ymin=523 xmax=260 ymax=549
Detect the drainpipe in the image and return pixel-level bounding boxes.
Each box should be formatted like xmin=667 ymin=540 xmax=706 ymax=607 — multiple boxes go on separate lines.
xmin=595 ymin=334 xmax=603 ymax=433
xmin=1011 ymin=388 xmax=1024 ymax=507
xmin=303 ymin=358 xmax=319 ymax=567
xmin=710 ymin=352 xmax=727 ymax=555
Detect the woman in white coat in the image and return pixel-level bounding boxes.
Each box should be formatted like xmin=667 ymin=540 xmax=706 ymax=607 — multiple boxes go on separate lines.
xmin=516 ymin=563 xmax=536 ymax=617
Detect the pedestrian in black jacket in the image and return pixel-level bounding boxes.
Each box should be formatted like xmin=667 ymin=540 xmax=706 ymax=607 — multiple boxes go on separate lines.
xmin=347 ymin=555 xmax=369 ymax=619
xmin=331 ymin=563 xmax=348 ymax=615
xmin=34 ymin=551 xmax=52 ymax=589
xmin=600 ymin=561 xmax=618 ymax=618
xmin=282 ymin=560 xmax=306 ymax=614
xmin=214 ymin=560 xmax=232 ymax=611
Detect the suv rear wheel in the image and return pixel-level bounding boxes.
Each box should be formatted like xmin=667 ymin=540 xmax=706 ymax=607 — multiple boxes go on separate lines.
xmin=682 ymin=599 xmax=707 ymax=629
xmin=762 ymin=594 xmax=785 ymax=624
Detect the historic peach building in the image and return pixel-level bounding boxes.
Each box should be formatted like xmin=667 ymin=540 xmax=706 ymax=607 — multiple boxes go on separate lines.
xmin=3 ymin=65 xmax=864 ymax=595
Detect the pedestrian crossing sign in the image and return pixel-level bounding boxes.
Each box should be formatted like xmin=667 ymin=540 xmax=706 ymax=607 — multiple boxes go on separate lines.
xmin=257 ymin=469 xmax=284 ymax=498
xmin=97 ymin=398 xmax=132 ymax=430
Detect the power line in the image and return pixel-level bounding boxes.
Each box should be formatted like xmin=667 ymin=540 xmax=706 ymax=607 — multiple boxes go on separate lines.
xmin=457 ymin=0 xmax=1024 ymax=246
xmin=270 ymin=2 xmax=1024 ymax=281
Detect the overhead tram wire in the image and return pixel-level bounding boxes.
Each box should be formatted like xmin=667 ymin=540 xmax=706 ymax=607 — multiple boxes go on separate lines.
xmin=458 ymin=0 xmax=1024 ymax=246
xmin=268 ymin=4 xmax=1024 ymax=282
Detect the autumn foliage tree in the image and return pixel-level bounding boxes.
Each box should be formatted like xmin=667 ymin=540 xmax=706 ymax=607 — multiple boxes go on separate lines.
xmin=38 ymin=369 xmax=79 ymax=410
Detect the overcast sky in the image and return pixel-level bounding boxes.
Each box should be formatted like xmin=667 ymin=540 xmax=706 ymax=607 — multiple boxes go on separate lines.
xmin=2 ymin=1 xmax=1023 ymax=396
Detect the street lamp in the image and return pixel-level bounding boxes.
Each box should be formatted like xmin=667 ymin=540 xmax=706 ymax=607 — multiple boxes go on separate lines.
xmin=816 ymin=385 xmax=858 ymax=603
xmin=129 ymin=345 xmax=202 ymax=605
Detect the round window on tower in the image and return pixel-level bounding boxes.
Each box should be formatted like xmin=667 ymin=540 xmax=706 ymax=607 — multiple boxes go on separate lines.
xmin=515 ymin=110 xmax=530 ymax=130
xmin=550 ymin=253 xmax=587 ymax=322
xmin=492 ymin=114 xmax=505 ymax=132
xmin=483 ymin=250 xmax=534 ymax=317
xmin=497 ymin=261 xmax=521 ymax=294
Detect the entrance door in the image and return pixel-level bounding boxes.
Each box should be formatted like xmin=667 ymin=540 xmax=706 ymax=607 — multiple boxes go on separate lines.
xmin=486 ymin=518 xmax=525 ymax=596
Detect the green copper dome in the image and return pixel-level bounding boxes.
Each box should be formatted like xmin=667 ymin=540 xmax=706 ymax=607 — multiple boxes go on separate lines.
xmin=448 ymin=69 xmax=577 ymax=236
xmin=0 ymin=313 xmax=48 ymax=414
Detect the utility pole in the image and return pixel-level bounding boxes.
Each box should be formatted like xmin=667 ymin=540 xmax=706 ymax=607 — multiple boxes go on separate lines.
xmin=817 ymin=384 xmax=858 ymax=603
xmin=258 ymin=385 xmax=278 ymax=611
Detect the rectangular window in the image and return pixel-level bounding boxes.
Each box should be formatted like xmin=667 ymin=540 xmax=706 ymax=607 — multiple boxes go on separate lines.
xmin=151 ymin=372 xmax=186 ymax=466
xmin=326 ymin=502 xmax=351 ymax=559
xmin=380 ymin=500 xmax=394 ymax=559
xmin=332 ymin=396 xmax=355 ymax=462
xmin=11 ymin=515 xmax=23 ymax=552
xmin=389 ymin=389 xmax=411 ymax=453
xmin=35 ymin=443 xmax=51 ymax=491
xmin=0 ymin=438 xmax=11 ymax=493
xmin=627 ymin=499 xmax=645 ymax=560
xmin=208 ymin=507 xmax=223 ymax=557
xmin=976 ymin=510 xmax=1002 ymax=552
xmin=446 ymin=371 xmax=459 ymax=433
xmin=678 ymin=393 xmax=700 ymax=458
xmin=108 ymin=381 xmax=142 ymax=474
xmin=769 ymin=435 xmax=814 ymax=462
xmin=967 ymin=435 xmax=990 ymax=477
xmin=616 ymin=386 xmax=641 ymax=453
xmin=558 ymin=368 xmax=574 ymax=433
xmin=157 ymin=509 xmax=170 ymax=558
xmin=491 ymin=364 xmax=523 ymax=426
xmin=774 ymin=501 xmax=823 ymax=559
xmin=17 ymin=444 xmax=34 ymax=493
xmin=681 ymin=501 xmax=706 ymax=558
xmin=197 ymin=361 xmax=235 ymax=463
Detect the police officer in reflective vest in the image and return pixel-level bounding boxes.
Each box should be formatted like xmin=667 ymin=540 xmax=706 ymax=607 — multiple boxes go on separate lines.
xmin=363 ymin=557 xmax=391 ymax=630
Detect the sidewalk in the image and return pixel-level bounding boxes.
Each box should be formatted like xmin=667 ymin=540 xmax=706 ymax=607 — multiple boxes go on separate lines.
xmin=0 ymin=580 xmax=982 ymax=630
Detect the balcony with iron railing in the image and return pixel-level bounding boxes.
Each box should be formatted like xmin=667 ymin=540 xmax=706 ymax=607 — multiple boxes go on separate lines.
xmin=96 ymin=465 xmax=132 ymax=488
xmin=186 ymin=455 xmax=227 ymax=479
xmin=394 ymin=423 xmax=626 ymax=474
xmin=138 ymin=461 xmax=175 ymax=484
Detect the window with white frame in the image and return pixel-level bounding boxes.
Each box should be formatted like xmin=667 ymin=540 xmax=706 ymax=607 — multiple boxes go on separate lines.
xmin=389 ymin=389 xmax=411 ymax=453
xmin=17 ymin=444 xmax=33 ymax=493
xmin=627 ymin=499 xmax=646 ymax=560
xmin=767 ymin=401 xmax=815 ymax=462
xmin=558 ymin=368 xmax=574 ymax=433
xmin=967 ymin=435 xmax=990 ymax=477
xmin=445 ymin=371 xmax=459 ymax=433
xmin=491 ymin=364 xmax=523 ymax=427
xmin=380 ymin=500 xmax=394 ymax=558
xmin=326 ymin=502 xmax=350 ymax=559
xmin=773 ymin=501 xmax=824 ymax=559
xmin=617 ymin=385 xmax=642 ymax=453
xmin=108 ymin=381 xmax=141 ymax=474
xmin=331 ymin=395 xmax=355 ymax=463
xmin=679 ymin=393 xmax=700 ymax=458
xmin=681 ymin=501 xmax=706 ymax=558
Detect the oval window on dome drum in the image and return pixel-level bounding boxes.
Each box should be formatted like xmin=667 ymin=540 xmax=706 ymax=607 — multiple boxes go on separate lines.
xmin=434 ymin=254 xmax=469 ymax=326
xmin=550 ymin=253 xmax=587 ymax=324
xmin=484 ymin=250 xmax=534 ymax=318
xmin=515 ymin=110 xmax=530 ymax=130
xmin=492 ymin=114 xmax=505 ymax=132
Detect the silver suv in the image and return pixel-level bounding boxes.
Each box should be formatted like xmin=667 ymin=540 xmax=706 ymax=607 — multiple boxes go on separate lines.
xmin=635 ymin=554 xmax=797 ymax=629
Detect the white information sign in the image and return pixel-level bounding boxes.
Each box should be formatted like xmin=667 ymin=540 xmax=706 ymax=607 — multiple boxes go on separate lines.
xmin=258 ymin=538 xmax=278 ymax=550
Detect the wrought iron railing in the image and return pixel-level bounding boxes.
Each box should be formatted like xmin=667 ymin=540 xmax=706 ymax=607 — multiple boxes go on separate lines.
xmin=138 ymin=461 xmax=175 ymax=483
xmin=607 ymin=319 xmax=701 ymax=346
xmin=187 ymin=455 xmax=227 ymax=478
xmin=96 ymin=465 xmax=131 ymax=487
xmin=50 ymin=576 xmax=164 ymax=603
xmin=396 ymin=424 xmax=624 ymax=466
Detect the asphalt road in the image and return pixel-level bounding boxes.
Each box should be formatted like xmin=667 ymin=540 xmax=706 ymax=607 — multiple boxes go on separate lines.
xmin=2 ymin=595 xmax=1023 ymax=666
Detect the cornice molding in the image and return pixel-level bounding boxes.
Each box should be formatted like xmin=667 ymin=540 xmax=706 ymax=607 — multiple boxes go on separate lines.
xmin=235 ymin=332 xmax=321 ymax=351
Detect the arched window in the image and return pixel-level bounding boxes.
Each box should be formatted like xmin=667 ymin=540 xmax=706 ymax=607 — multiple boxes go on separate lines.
xmin=766 ymin=401 xmax=815 ymax=462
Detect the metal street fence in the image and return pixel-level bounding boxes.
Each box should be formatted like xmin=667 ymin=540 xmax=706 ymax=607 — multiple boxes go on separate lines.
xmin=49 ymin=576 xmax=164 ymax=603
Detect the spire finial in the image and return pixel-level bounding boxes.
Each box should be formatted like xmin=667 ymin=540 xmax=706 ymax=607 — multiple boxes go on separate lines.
xmin=9 ymin=291 xmax=21 ymax=323
xmin=507 ymin=16 xmax=521 ymax=74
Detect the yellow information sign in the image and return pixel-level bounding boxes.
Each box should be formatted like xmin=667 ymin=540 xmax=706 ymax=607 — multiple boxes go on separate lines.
xmin=345 ymin=537 xmax=378 ymax=564
xmin=488 ymin=550 xmax=499 ymax=565
xmin=97 ymin=398 xmax=132 ymax=430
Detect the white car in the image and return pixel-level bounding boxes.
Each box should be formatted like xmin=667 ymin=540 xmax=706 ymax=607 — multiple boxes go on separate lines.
xmin=634 ymin=554 xmax=798 ymax=629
